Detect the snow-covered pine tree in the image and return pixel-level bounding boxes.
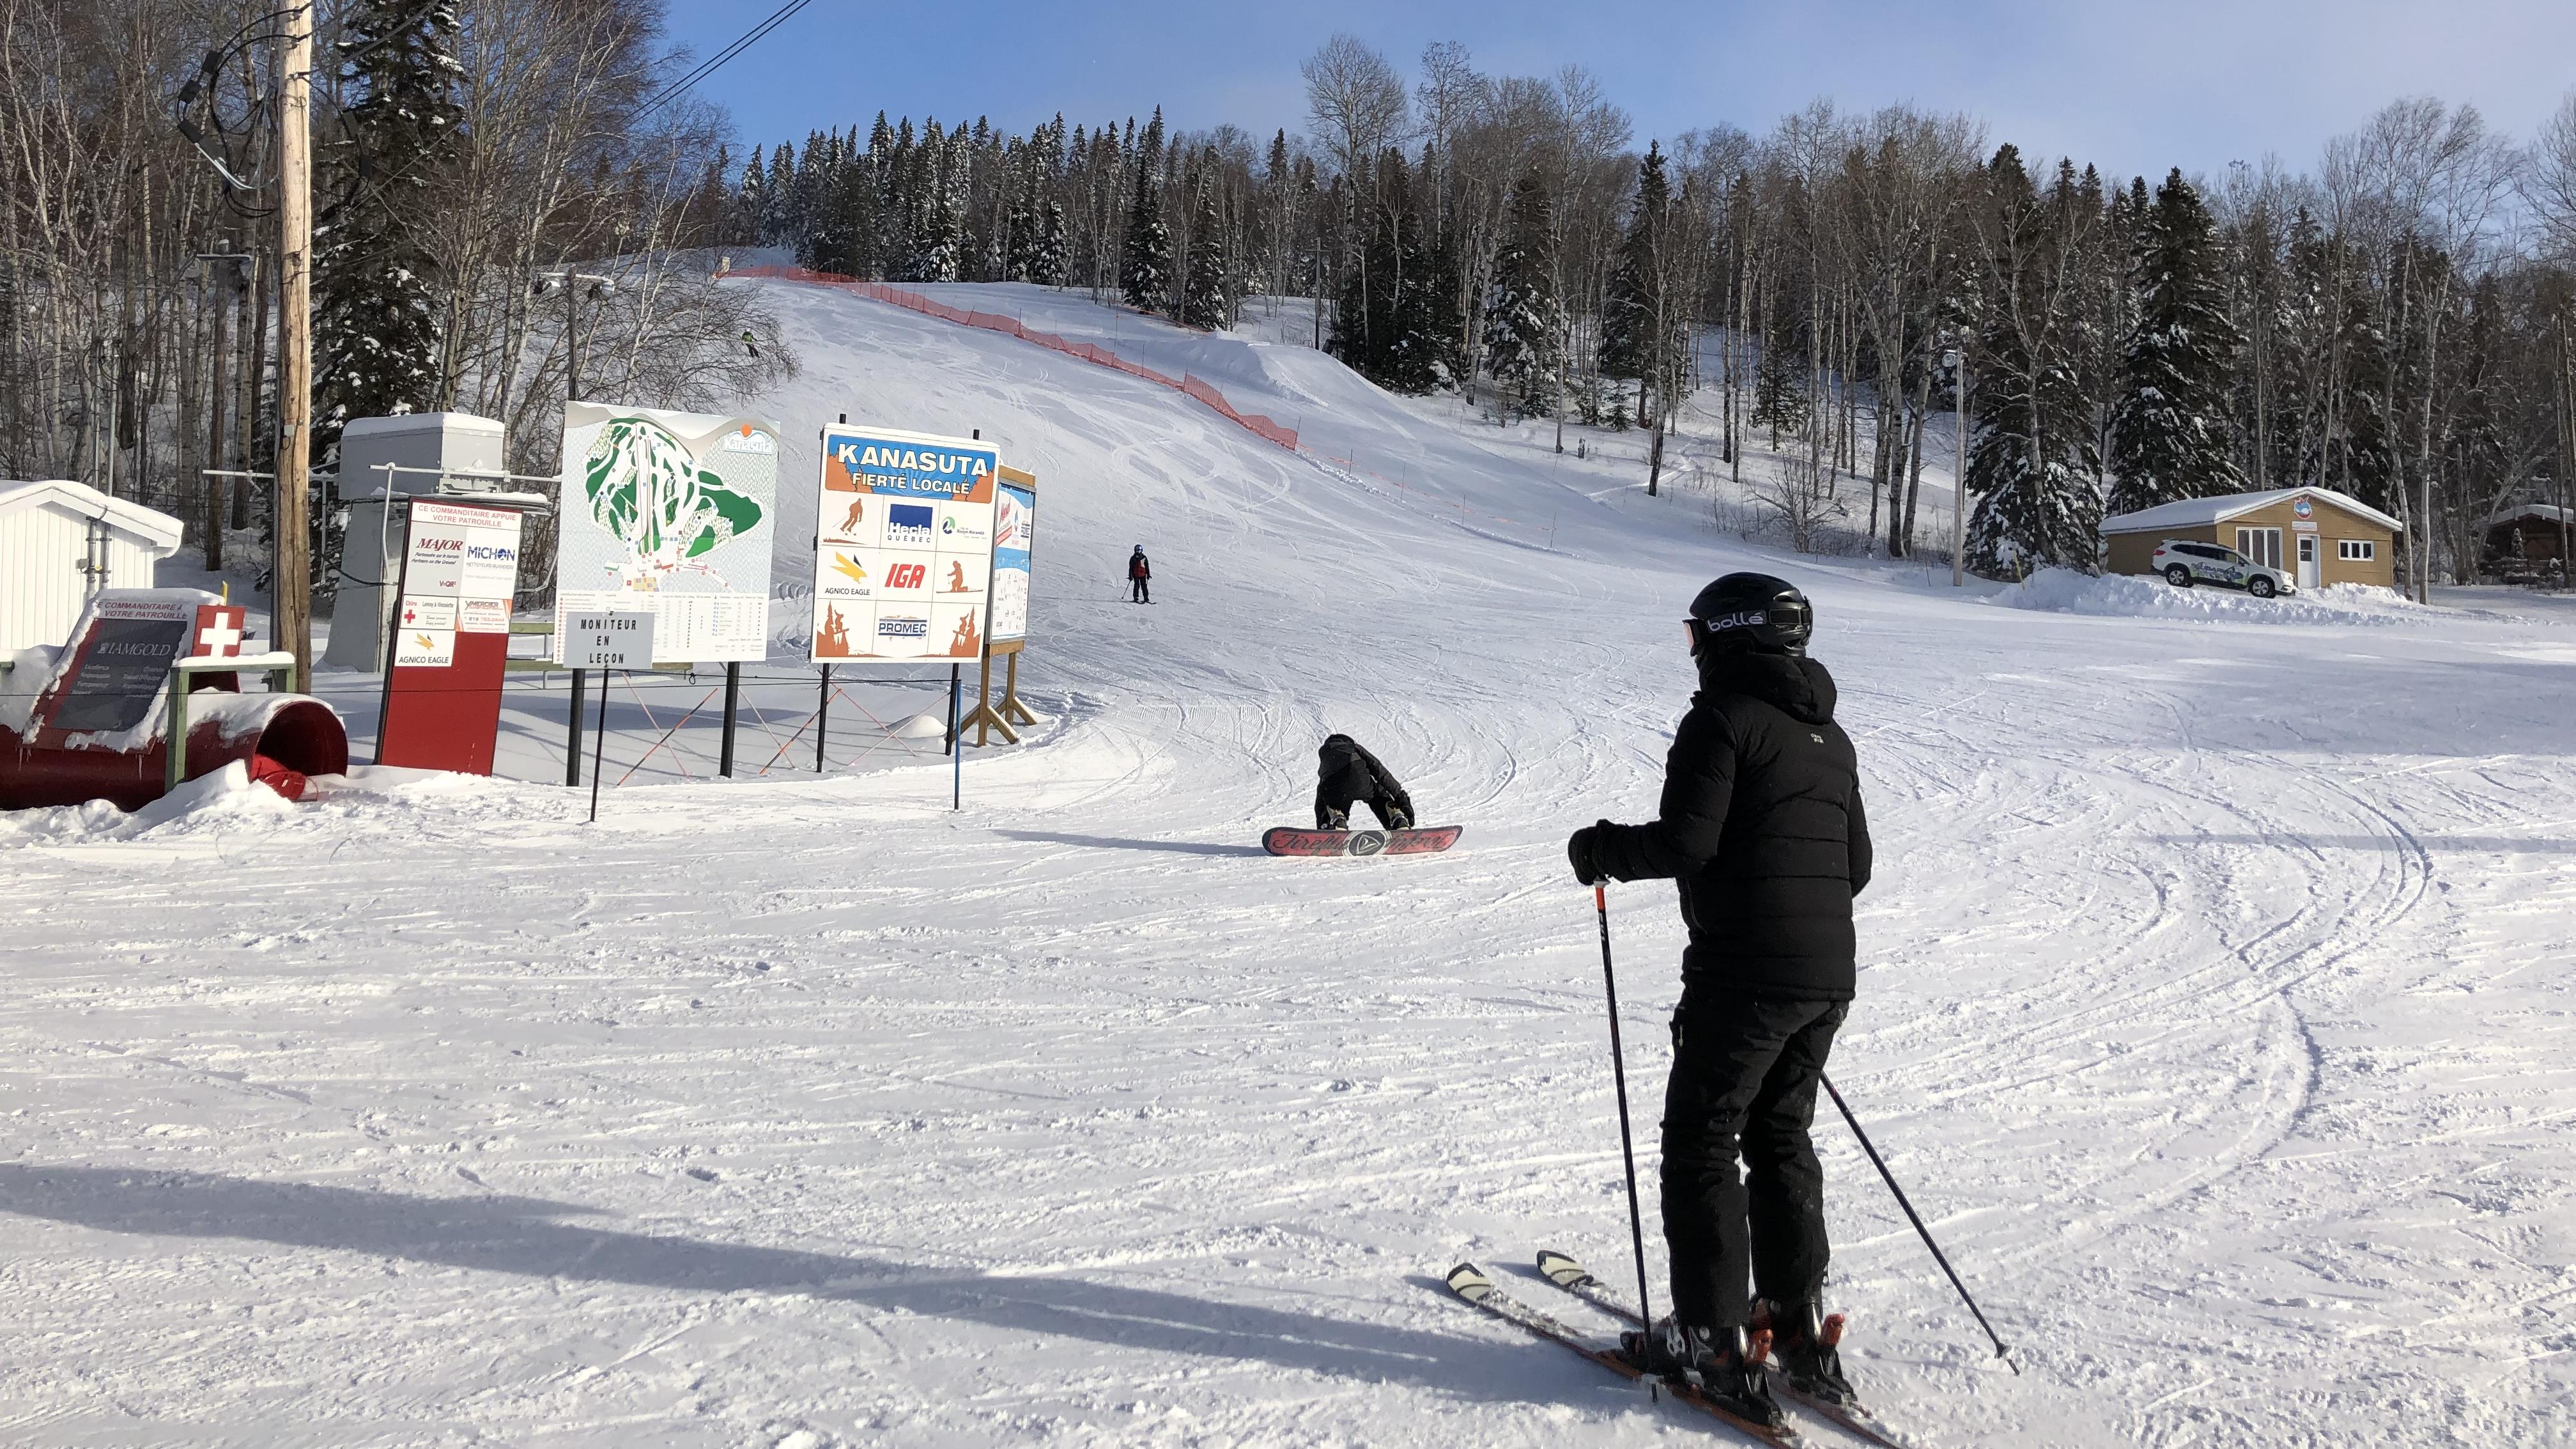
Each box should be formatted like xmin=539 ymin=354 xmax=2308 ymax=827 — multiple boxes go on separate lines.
xmin=1964 ymin=148 xmax=2105 ymax=577
xmin=1750 ymin=326 xmax=1807 ymax=444
xmin=1483 ymin=169 xmax=1566 ymax=419
xmin=1389 ymin=229 xmax=1462 ymax=393
xmin=1120 ymin=109 xmax=1172 ymax=312
xmin=734 ymin=150 xmax=766 ymax=247
xmin=1332 ymin=151 xmax=1405 ymax=384
xmin=1033 ymin=201 xmax=1068 ymax=286
xmin=2106 ymin=168 xmax=2244 ymax=515
xmin=1599 ymin=141 xmax=1677 ymax=424
xmin=313 ymin=0 xmax=461 ymax=451
xmin=1180 ymin=168 xmax=1231 ymax=330
xmin=763 ymin=143 xmax=795 ymax=247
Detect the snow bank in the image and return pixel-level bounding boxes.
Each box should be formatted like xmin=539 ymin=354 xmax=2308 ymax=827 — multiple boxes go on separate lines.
xmin=1989 ymin=568 xmax=2441 ymax=624
xmin=0 ymin=759 xmax=293 ymax=847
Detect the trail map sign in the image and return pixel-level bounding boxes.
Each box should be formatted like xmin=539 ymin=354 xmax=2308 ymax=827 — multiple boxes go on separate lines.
xmin=808 ymin=423 xmax=999 ymax=663
xmin=989 ymin=467 xmax=1037 ymax=646
xmin=378 ymin=499 xmax=525 ymax=774
xmin=556 ymin=403 xmax=778 ymax=663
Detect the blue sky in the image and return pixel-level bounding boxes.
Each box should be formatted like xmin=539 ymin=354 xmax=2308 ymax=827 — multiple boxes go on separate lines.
xmin=665 ymin=1 xmax=2576 ymax=183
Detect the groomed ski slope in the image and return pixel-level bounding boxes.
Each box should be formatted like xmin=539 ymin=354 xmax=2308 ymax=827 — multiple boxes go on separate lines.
xmin=3 ymin=279 xmax=2573 ymax=1448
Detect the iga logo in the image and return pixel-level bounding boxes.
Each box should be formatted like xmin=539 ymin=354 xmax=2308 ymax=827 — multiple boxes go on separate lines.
xmin=876 ymin=615 xmax=929 ymax=639
xmin=886 ymin=503 xmax=935 ymax=545
xmin=884 ymin=561 xmax=927 ymax=589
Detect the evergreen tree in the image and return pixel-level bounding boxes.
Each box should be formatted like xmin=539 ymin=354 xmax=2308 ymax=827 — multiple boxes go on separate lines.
xmin=1483 ymin=170 xmax=1566 ymax=418
xmin=2106 ymin=168 xmax=2244 ymax=515
xmin=1750 ymin=328 xmax=1807 ymax=443
xmin=1964 ymin=146 xmax=2104 ymax=577
xmin=1387 ymin=227 xmax=1462 ymax=392
xmin=734 ymin=151 xmax=764 ymax=247
xmin=1599 ymin=141 xmax=1675 ymax=410
xmin=1179 ymin=169 xmax=1231 ymax=329
xmin=1120 ymin=109 xmax=1172 ymax=311
xmin=763 ymin=143 xmax=795 ymax=246
xmin=313 ymin=0 xmax=462 ymax=449
xmin=1332 ymin=151 xmax=1408 ymax=383
xmin=1031 ymin=201 xmax=1068 ymax=287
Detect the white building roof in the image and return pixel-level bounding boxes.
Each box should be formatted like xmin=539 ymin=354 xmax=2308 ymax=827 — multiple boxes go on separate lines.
xmin=2099 ymin=486 xmax=2403 ymax=537
xmin=0 ymin=478 xmax=184 ymax=555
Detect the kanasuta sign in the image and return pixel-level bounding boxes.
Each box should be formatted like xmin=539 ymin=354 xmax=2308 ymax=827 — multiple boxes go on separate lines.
xmin=808 ymin=423 xmax=999 ymax=663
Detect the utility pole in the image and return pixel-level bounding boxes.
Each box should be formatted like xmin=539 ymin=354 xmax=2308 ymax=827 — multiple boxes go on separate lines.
xmin=275 ymin=4 xmax=315 ymax=690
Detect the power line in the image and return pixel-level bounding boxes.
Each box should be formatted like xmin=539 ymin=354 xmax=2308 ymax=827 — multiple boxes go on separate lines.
xmin=635 ymin=0 xmax=822 ymax=120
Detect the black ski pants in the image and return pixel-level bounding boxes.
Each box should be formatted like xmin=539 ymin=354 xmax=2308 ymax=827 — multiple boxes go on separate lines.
xmin=1130 ymin=576 xmax=1150 ymax=603
xmin=1661 ymin=994 xmax=1847 ymax=1330
xmin=1314 ymin=773 xmax=1403 ymax=829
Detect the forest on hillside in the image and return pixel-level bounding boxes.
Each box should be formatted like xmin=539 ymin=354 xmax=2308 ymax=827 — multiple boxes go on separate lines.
xmin=10 ymin=3 xmax=2576 ymax=593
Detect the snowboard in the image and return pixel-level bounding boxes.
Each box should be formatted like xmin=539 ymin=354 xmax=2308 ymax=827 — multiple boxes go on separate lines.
xmin=1263 ymin=825 xmax=1462 ymax=857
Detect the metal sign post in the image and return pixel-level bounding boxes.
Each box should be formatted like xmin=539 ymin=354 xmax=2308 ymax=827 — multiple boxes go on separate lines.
xmin=563 ymin=609 xmax=654 ymax=822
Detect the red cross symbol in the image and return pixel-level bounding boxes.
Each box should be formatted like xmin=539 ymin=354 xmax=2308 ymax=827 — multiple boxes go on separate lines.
xmin=190 ymin=605 xmax=246 ymax=659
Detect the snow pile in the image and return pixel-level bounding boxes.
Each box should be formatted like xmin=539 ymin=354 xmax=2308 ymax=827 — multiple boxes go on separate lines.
xmin=887 ymin=711 xmax=948 ymax=739
xmin=0 ymin=760 xmax=295 ymax=847
xmin=1989 ymin=567 xmax=2439 ymax=624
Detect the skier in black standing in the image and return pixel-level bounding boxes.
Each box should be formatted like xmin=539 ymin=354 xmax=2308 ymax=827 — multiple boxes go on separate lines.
xmin=1128 ymin=545 xmax=1152 ymax=604
xmin=1564 ymin=573 xmax=1869 ymax=1428
xmin=1313 ymin=734 xmax=1413 ymax=831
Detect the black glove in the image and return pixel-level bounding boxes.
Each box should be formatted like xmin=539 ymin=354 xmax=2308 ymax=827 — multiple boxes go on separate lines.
xmin=1567 ymin=819 xmax=1614 ymax=885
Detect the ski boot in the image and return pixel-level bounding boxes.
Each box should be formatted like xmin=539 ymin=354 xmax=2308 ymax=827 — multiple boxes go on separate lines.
xmin=1618 ymin=1320 xmax=1785 ymax=1429
xmin=1768 ymin=1299 xmax=1857 ymax=1407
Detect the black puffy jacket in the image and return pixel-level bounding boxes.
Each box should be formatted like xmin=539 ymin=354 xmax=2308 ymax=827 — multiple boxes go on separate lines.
xmin=1316 ymin=734 xmax=1412 ymax=817
xmin=1590 ymin=651 xmax=1871 ymax=1001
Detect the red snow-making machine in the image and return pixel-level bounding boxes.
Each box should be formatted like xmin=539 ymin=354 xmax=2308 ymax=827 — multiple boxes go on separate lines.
xmin=1 ymin=589 xmax=346 ymax=811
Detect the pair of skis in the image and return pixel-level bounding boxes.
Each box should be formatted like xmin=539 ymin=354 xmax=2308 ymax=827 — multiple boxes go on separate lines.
xmin=1443 ymin=1252 xmax=1913 ymax=1448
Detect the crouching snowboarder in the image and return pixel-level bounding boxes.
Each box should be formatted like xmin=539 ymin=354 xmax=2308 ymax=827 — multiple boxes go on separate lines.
xmin=1314 ymin=733 xmax=1413 ymax=831
xmin=1564 ymin=573 xmax=1870 ymax=1429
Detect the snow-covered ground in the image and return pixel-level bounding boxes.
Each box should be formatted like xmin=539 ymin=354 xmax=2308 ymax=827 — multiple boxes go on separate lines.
xmin=4 ymin=280 xmax=2573 ymax=1447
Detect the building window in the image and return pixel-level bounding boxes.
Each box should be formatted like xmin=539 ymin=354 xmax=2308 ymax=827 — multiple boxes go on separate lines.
xmin=2339 ymin=539 xmax=2377 ymax=561
xmin=2235 ymin=527 xmax=2283 ymax=568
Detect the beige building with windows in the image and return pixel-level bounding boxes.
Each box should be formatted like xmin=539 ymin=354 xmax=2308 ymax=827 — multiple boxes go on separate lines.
xmin=2099 ymin=486 xmax=2399 ymax=590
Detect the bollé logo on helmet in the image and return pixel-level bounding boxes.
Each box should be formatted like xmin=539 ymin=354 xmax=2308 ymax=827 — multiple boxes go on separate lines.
xmin=1704 ymin=609 xmax=1768 ymax=631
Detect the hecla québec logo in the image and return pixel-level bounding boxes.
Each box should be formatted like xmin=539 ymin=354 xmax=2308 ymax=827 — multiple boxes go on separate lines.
xmin=886 ymin=503 xmax=935 ymax=545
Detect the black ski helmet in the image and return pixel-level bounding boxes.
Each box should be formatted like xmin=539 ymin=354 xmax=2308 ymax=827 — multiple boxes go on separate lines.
xmin=1686 ymin=573 xmax=1813 ymax=656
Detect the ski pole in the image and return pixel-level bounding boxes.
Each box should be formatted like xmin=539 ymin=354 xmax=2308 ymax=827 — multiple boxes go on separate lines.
xmin=1819 ymin=1073 xmax=2018 ymax=1374
xmin=1593 ymin=884 xmax=1658 ymax=1359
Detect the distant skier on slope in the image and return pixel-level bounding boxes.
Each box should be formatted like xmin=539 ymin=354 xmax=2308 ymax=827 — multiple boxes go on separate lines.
xmin=1127 ymin=545 xmax=1152 ymax=604
xmin=1314 ymin=733 xmax=1414 ymax=831
xmin=1564 ymin=572 xmax=1871 ymax=1429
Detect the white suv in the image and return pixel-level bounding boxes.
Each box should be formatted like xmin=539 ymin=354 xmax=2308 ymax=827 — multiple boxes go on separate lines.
xmin=2151 ymin=539 xmax=2295 ymax=598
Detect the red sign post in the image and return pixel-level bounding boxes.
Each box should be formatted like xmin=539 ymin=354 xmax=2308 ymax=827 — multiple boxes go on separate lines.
xmin=375 ymin=499 xmax=525 ymax=773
